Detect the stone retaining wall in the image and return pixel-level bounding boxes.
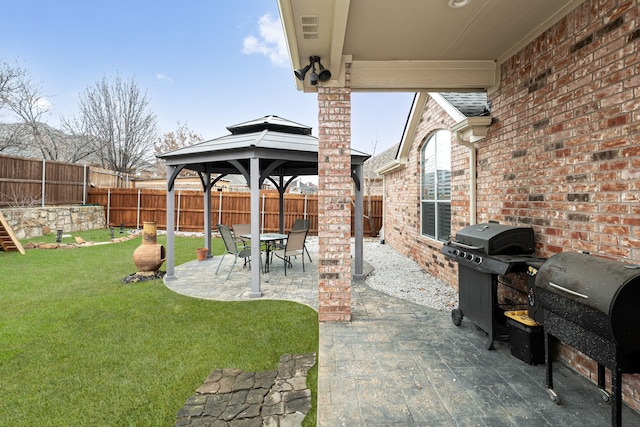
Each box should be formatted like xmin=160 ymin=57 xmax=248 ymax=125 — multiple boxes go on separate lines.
xmin=0 ymin=205 xmax=106 ymax=239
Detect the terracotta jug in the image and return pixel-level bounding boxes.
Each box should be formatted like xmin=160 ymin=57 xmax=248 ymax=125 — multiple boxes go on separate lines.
xmin=133 ymin=222 xmax=166 ymax=272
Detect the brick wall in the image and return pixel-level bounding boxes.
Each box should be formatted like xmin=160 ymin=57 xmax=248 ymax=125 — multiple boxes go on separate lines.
xmin=317 ymin=63 xmax=353 ymax=322
xmin=383 ymin=95 xmax=461 ymax=290
xmin=383 ymin=0 xmax=640 ymax=412
xmin=489 ymin=1 xmax=640 ymax=410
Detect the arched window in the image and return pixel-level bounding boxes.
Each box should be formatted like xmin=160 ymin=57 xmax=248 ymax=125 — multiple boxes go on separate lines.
xmin=421 ymin=130 xmax=451 ymax=241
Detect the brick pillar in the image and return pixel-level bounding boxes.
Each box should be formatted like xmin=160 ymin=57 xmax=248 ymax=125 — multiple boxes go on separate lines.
xmin=317 ymin=62 xmax=352 ymax=322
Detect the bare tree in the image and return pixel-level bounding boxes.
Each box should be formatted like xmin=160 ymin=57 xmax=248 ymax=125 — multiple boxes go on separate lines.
xmin=0 ymin=60 xmax=29 ymax=152
xmin=152 ymin=122 xmax=203 ymax=176
xmin=66 ymin=74 xmax=158 ymax=174
xmin=156 ymin=121 xmax=203 ymax=154
xmin=0 ymin=60 xmax=25 ymax=108
xmin=0 ymin=60 xmax=93 ymax=162
xmin=3 ymin=77 xmax=65 ymax=160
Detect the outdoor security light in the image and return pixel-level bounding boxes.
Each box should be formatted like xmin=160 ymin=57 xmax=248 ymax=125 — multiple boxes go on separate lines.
xmin=294 ymin=63 xmax=312 ymax=81
xmin=294 ymin=56 xmax=331 ymax=86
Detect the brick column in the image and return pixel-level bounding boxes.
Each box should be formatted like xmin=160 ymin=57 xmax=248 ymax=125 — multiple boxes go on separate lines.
xmin=317 ymin=62 xmax=352 ymax=322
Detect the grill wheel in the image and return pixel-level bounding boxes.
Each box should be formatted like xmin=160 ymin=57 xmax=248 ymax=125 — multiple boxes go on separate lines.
xmin=451 ymin=308 xmax=463 ymax=326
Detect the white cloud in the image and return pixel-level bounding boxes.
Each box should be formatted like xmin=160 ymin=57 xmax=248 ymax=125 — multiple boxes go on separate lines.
xmin=156 ymin=73 xmax=173 ymax=83
xmin=33 ymin=97 xmax=52 ymax=113
xmin=242 ymin=13 xmax=289 ymax=67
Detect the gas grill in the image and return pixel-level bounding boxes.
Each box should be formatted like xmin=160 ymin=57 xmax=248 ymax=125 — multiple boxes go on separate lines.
xmin=441 ymin=222 xmax=543 ymax=349
xmin=529 ymin=252 xmax=640 ymax=427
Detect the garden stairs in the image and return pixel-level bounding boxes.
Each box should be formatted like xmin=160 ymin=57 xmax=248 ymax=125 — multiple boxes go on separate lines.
xmin=0 ymin=211 xmax=24 ymax=254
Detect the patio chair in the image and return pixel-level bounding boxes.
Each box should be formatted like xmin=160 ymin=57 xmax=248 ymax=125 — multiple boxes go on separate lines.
xmin=272 ymin=228 xmax=308 ymax=275
xmin=232 ymin=223 xmax=252 ymax=266
xmin=215 ymin=224 xmax=252 ymax=281
xmin=232 ymin=223 xmax=251 ymax=248
xmin=292 ymin=218 xmax=312 ymax=263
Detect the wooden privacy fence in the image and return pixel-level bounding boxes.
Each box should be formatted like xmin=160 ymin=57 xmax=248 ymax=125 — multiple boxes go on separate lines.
xmin=0 ymin=153 xmax=87 ymax=207
xmin=87 ymin=188 xmax=383 ymax=237
xmin=0 ymin=153 xmax=135 ymax=207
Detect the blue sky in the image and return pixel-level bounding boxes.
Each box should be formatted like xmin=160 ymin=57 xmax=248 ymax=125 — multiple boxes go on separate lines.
xmin=0 ymin=0 xmax=414 ymax=155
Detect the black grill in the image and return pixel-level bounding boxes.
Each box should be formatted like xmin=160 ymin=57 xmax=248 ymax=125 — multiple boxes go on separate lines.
xmin=529 ymin=252 xmax=640 ymax=427
xmin=442 ymin=222 xmax=542 ymax=350
xmin=454 ymin=222 xmax=535 ymax=255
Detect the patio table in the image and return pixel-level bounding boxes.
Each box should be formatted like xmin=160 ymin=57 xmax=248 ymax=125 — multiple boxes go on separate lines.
xmin=241 ymin=233 xmax=287 ymax=272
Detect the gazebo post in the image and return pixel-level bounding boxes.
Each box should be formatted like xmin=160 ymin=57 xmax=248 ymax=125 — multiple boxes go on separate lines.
xmin=279 ymin=175 xmax=285 ymax=233
xmin=249 ymin=155 xmax=262 ymax=297
xmin=165 ymin=165 xmax=177 ymax=280
xmin=203 ymin=172 xmax=212 ymax=256
xmin=353 ymin=163 xmax=365 ymax=280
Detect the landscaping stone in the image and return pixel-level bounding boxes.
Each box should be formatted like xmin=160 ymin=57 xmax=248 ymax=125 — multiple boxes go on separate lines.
xmin=1 ymin=205 xmax=106 ymax=239
xmin=175 ymin=353 xmax=315 ymax=427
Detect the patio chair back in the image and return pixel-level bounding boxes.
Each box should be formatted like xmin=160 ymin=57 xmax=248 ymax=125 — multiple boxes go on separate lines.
xmin=219 ymin=224 xmax=240 ymax=255
xmin=232 ymin=223 xmax=251 ymax=247
xmin=285 ymin=229 xmax=307 ymax=255
xmin=291 ymin=218 xmax=312 ymax=263
xmin=215 ymin=224 xmax=252 ymax=280
xmin=292 ymin=218 xmax=310 ymax=231
xmin=274 ymin=228 xmax=308 ymax=275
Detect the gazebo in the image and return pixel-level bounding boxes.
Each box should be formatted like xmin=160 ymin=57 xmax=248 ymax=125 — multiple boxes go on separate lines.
xmin=157 ymin=115 xmax=371 ymax=297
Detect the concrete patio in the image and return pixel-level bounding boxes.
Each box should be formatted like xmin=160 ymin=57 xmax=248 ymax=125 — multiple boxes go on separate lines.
xmin=164 ymin=241 xmax=640 ymax=426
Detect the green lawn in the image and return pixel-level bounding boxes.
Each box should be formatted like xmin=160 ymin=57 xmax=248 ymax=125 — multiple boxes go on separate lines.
xmin=0 ymin=229 xmax=318 ymax=426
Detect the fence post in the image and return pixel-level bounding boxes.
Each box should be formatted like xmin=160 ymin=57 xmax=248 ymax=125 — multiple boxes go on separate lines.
xmin=261 ymin=193 xmax=266 ymax=232
xmin=218 ymin=191 xmax=223 ymax=225
xmin=41 ymin=158 xmax=46 ymax=207
xmin=83 ymin=164 xmax=87 ymax=205
xmin=177 ymin=191 xmax=181 ymax=232
xmin=304 ymin=194 xmax=308 ymax=219
xmin=107 ymin=188 xmax=111 ymax=227
xmin=136 ymin=189 xmax=141 ymax=230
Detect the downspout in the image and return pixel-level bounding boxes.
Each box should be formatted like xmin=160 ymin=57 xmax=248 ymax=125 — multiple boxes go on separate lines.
xmin=451 ymin=117 xmax=493 ymax=227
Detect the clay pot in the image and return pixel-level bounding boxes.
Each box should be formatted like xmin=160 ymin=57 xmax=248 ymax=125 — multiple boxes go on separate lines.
xmin=133 ymin=222 xmax=166 ymax=272
xmin=196 ymin=248 xmax=209 ymax=261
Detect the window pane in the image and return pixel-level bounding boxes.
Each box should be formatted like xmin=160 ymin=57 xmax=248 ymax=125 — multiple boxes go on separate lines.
xmin=437 ymin=202 xmax=451 ymax=241
xmin=435 ymin=134 xmax=451 ymax=170
xmin=423 ymin=172 xmax=435 ymax=199
xmin=421 ymin=130 xmax=451 ymax=240
xmin=422 ymin=202 xmax=435 ymax=237
xmin=436 ymin=169 xmax=451 ymax=200
xmin=422 ymin=142 xmax=435 ymax=201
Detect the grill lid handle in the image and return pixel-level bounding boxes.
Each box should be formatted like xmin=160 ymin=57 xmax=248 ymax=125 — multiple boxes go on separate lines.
xmin=450 ymin=241 xmax=483 ymax=251
xmin=548 ymin=281 xmax=589 ymax=299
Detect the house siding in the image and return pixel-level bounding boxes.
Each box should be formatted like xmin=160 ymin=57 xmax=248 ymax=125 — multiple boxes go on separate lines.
xmin=383 ymin=0 xmax=640 ymax=412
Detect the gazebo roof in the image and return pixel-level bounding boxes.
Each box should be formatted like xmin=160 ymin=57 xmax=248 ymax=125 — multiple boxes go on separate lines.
xmin=157 ymin=115 xmax=370 ymax=179
xmin=226 ymin=115 xmax=312 ymax=135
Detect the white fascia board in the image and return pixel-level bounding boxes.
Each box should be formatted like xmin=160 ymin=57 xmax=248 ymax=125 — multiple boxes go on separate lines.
xmin=350 ymin=60 xmax=497 ymax=91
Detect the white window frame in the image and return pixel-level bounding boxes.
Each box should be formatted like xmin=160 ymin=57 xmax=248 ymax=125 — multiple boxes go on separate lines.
xmin=420 ymin=130 xmax=451 ymax=241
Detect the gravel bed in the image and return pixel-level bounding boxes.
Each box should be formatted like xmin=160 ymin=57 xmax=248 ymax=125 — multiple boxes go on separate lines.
xmin=360 ymin=239 xmax=458 ymax=311
xmin=305 ymin=237 xmax=458 ymax=311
